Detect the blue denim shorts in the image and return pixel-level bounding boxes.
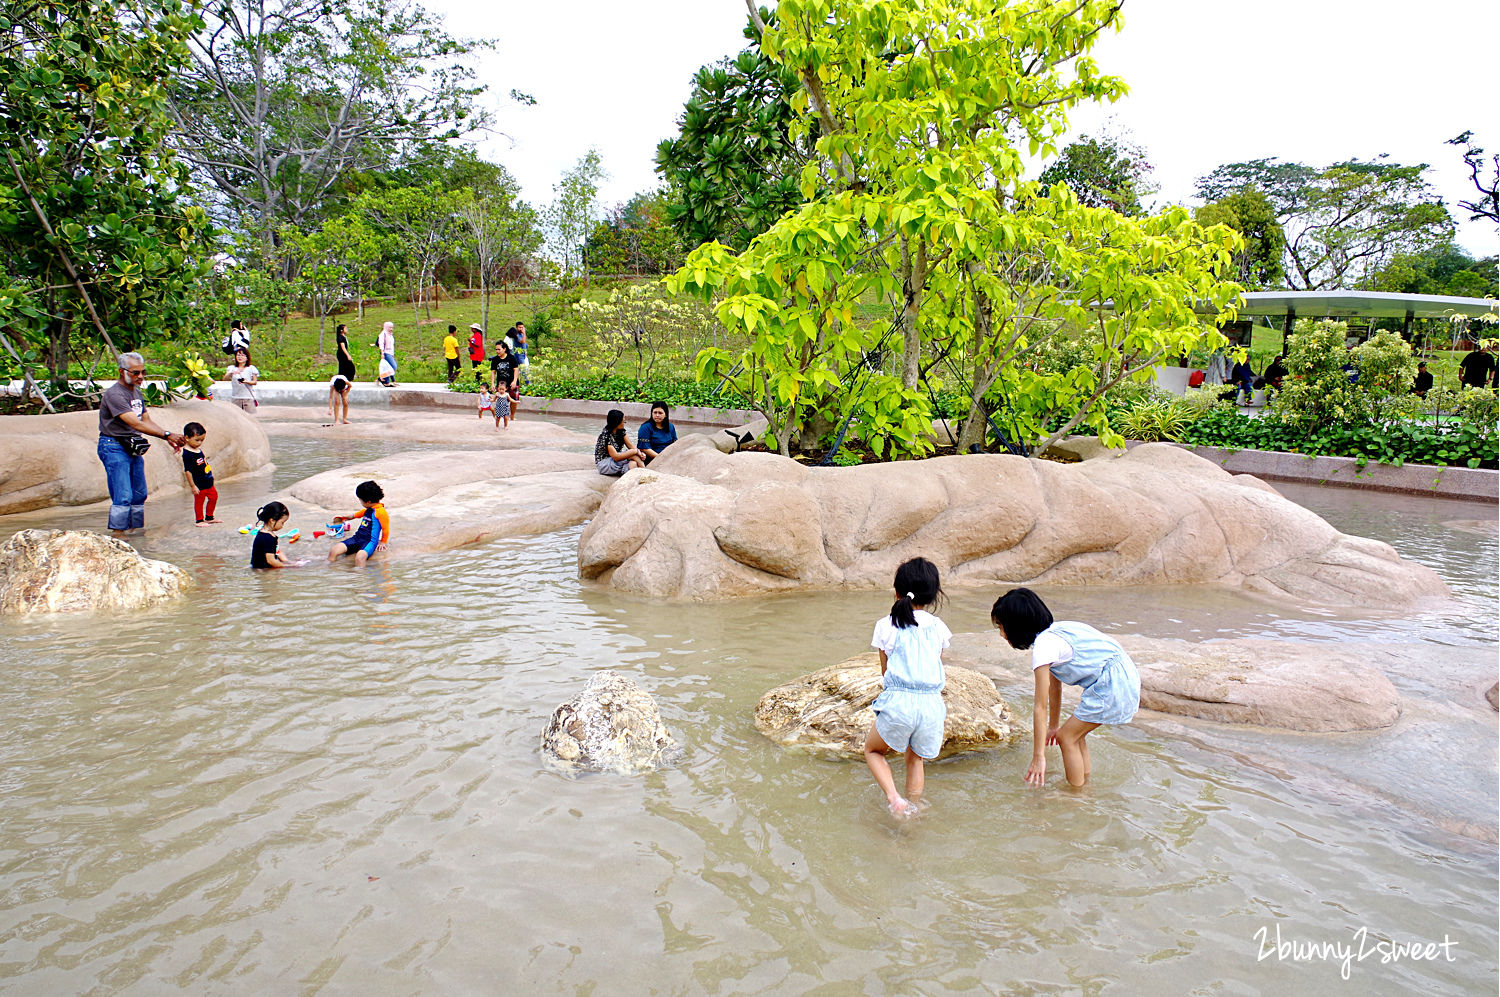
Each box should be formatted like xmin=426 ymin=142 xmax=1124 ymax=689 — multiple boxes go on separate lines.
xmin=872 ymin=687 xmax=946 ymax=760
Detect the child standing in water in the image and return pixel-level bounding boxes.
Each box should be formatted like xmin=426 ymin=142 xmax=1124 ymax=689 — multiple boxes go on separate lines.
xmin=865 ymin=557 xmax=950 ymax=816
xmin=179 ymin=421 xmax=218 ymax=526
xmin=250 ymin=501 xmax=303 ymax=569
xmin=991 ymin=587 xmax=1140 ymax=788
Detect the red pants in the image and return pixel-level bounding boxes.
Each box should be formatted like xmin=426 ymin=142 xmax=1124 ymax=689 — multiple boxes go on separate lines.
xmin=194 ymin=486 xmax=218 ymax=522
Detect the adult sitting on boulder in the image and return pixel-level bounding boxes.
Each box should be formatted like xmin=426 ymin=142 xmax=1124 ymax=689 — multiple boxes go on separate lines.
xmin=97 ymin=352 xmax=186 ymax=535
xmin=636 ymin=401 xmax=678 ymax=465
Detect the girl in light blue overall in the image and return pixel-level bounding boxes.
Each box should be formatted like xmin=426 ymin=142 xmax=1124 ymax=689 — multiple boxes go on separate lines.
xmin=992 ymin=588 xmax=1140 ymax=788
xmin=865 ymin=557 xmax=951 ymax=816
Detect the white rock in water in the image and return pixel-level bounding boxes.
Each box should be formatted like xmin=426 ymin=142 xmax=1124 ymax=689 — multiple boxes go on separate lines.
xmin=0 ymin=529 xmax=190 ymax=614
xmin=540 ymin=671 xmax=680 ymax=774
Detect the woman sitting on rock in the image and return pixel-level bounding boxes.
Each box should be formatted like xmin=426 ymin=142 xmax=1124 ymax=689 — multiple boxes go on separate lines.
xmin=992 ymin=588 xmax=1140 ymax=788
xmin=595 ymin=409 xmax=645 ymax=476
xmin=636 ymin=401 xmax=678 ymax=465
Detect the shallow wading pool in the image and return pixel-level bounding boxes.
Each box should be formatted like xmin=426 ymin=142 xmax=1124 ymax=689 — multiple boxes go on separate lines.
xmin=0 ymin=438 xmax=1494 ymax=993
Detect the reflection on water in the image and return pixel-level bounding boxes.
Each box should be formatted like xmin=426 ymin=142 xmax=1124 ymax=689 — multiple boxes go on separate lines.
xmin=0 ymin=463 xmax=1495 ymax=992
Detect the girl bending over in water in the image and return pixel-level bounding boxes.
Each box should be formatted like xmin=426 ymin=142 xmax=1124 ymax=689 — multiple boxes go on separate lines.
xmin=991 ymin=588 xmax=1140 ymax=787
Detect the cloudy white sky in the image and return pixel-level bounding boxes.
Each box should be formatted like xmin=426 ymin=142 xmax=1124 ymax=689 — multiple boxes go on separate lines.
xmin=441 ymin=0 xmax=1499 ymax=259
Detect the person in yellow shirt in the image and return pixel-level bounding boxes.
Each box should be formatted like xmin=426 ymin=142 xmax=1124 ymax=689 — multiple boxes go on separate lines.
xmin=443 ymin=325 xmax=461 ymax=383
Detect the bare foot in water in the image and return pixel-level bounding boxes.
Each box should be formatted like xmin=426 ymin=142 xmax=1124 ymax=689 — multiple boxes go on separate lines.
xmin=888 ymin=796 xmax=912 ymax=817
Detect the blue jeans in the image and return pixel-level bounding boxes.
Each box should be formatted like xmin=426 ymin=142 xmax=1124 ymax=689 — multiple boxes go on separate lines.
xmin=97 ymin=435 xmax=147 ymax=530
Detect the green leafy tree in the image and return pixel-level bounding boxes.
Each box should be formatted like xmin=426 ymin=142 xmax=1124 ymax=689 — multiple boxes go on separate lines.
xmin=1036 ymin=132 xmax=1155 ymax=215
xmin=166 ymin=0 xmax=493 ymax=240
xmin=455 ymin=177 xmax=542 ymax=331
xmin=1195 ymin=157 xmax=1454 ymax=290
xmin=1194 ymin=186 xmax=1286 ymax=289
xmin=584 ymin=190 xmax=687 ymax=277
xmin=0 ymin=0 xmax=214 ymax=399
xmin=1368 ymin=244 xmax=1497 ymax=299
xmin=670 ymin=0 xmax=1241 ymax=458
xmin=655 ymin=15 xmax=811 ymax=250
xmin=543 ymin=150 xmax=606 ymax=284
xmin=355 ymin=183 xmax=457 ymax=327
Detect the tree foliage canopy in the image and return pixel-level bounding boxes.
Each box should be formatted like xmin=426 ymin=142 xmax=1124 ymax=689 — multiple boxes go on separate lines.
xmin=668 ymin=0 xmax=1241 ymax=458
xmin=1036 ymin=132 xmax=1154 ymax=215
xmin=167 ymin=0 xmax=492 ymax=235
xmin=0 ymin=0 xmax=214 ymax=388
xmin=655 ymin=17 xmax=811 ymax=251
xmin=1195 ymin=156 xmax=1454 ymax=290
xmin=1194 ymin=186 xmax=1285 ymax=289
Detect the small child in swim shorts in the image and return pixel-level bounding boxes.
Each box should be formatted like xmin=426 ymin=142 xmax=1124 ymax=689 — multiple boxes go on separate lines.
xmin=327 ymin=479 xmax=389 ymax=566
xmin=865 ymin=556 xmax=949 ymax=817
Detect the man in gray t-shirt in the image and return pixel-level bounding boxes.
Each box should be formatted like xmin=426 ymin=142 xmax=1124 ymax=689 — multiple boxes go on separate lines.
xmin=96 ymin=352 xmax=185 ymax=534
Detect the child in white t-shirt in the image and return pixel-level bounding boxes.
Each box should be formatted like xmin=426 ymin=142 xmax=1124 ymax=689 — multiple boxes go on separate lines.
xmin=865 ymin=556 xmax=950 ymax=816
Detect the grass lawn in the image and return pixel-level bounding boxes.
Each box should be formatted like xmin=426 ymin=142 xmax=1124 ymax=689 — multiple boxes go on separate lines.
xmin=174 ymin=292 xmax=558 ymax=383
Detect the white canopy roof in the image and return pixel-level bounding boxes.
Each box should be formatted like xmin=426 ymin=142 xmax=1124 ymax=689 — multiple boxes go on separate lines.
xmin=1228 ymin=290 xmax=1497 ymax=320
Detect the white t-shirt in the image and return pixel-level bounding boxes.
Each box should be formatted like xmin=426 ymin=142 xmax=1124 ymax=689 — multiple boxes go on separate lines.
xmin=1031 ymin=631 xmax=1073 ymax=671
xmin=871 ymin=609 xmax=951 ymax=689
xmin=226 ymin=364 xmax=259 ymax=399
xmin=378 ymin=329 xmax=395 ymax=354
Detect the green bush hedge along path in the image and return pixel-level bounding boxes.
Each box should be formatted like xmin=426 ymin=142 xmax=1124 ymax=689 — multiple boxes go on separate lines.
xmin=1177 ymin=408 xmax=1497 ymax=470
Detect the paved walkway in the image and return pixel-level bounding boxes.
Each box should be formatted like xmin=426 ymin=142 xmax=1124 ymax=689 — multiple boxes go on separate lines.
xmin=212 ymin=380 xmax=756 ymax=427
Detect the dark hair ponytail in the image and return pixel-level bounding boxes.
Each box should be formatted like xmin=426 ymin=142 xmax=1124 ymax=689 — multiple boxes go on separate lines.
xmin=889 ymin=556 xmax=941 ymax=629
xmin=257 ymin=501 xmax=288 ymax=525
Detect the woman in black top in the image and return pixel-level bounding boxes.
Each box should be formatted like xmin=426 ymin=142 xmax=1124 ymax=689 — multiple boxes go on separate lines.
xmin=329 ymin=323 xmax=356 ymax=424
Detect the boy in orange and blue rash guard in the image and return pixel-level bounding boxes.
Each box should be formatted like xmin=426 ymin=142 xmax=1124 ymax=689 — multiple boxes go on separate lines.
xmin=327 ymin=479 xmax=389 ymax=566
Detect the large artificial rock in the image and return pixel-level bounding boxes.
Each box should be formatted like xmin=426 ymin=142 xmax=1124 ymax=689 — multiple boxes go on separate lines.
xmin=945 ymin=631 xmax=1401 ymax=733
xmin=753 ymin=654 xmax=1021 ymax=759
xmin=540 ymin=671 xmax=680 ymax=774
xmin=287 ymin=449 xmax=612 ymax=555
xmin=578 ymin=434 xmax=1448 ymax=609
xmin=0 ymin=529 xmax=189 ymax=614
xmin=0 ymin=400 xmax=270 ymax=515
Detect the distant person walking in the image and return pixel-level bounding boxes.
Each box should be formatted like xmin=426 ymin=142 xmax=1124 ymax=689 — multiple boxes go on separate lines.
xmin=510 ymin=321 xmax=529 ymax=382
xmin=97 ymin=352 xmax=186 ymax=535
xmin=467 ymin=323 xmax=486 ymax=375
xmin=377 ymin=321 xmax=397 ymax=385
xmin=1459 ymin=345 xmax=1496 ymax=389
xmin=443 ymin=324 xmax=461 ymax=383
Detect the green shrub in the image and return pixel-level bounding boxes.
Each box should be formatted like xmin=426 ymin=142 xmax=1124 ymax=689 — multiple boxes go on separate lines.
xmin=1113 ymin=399 xmax=1192 ymax=442
xmin=1179 ymin=409 xmax=1497 ymax=469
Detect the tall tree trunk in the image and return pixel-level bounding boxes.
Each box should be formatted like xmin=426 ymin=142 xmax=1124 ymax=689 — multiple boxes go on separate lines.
xmin=317 ymin=293 xmax=326 ymax=355
xmin=480 ymin=263 xmax=490 ymax=331
xmin=898 ymin=237 xmax=927 ymax=389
